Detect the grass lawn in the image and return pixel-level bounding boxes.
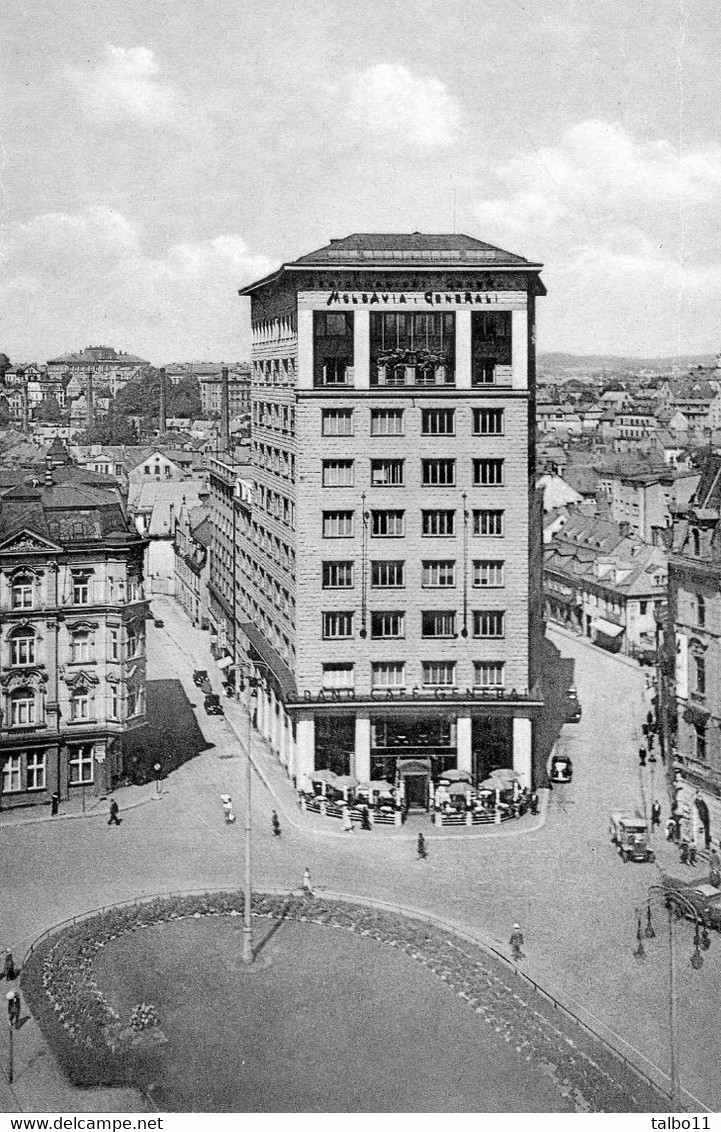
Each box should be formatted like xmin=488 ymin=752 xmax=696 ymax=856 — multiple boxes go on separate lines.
xmin=93 ymin=916 xmax=571 ymax=1112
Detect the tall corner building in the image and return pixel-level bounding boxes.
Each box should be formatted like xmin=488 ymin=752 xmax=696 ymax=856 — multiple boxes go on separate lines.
xmin=237 ymin=232 xmax=546 ymax=805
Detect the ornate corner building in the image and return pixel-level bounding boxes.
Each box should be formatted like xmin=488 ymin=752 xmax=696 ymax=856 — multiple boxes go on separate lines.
xmin=0 ymin=456 xmax=149 ymax=807
xmin=667 ymin=453 xmax=721 ymax=850
xmin=233 ymin=232 xmax=546 ymax=804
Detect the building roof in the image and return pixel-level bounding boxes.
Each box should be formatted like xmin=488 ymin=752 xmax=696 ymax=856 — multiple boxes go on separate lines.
xmin=47 ymin=346 xmax=150 ymax=367
xmin=0 ymin=468 xmax=139 ymax=546
xmin=545 ymin=513 xmax=668 ymax=597
xmin=239 ymin=232 xmax=545 ymax=296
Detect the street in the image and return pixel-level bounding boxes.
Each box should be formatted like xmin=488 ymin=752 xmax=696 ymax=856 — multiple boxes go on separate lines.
xmin=2 ymin=604 xmax=720 ymax=1111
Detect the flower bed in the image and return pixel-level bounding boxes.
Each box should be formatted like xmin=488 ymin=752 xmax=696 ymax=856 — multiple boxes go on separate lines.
xmin=22 ymin=892 xmax=664 ymax=1110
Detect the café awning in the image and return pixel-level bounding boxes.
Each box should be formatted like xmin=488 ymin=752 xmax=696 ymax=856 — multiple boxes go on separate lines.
xmin=590 ymin=617 xmax=624 ymax=638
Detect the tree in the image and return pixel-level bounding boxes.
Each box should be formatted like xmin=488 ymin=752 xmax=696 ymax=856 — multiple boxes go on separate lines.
xmin=0 ymin=396 xmax=10 ymax=426
xmin=168 ymin=375 xmax=201 ymax=419
xmin=35 ymin=394 xmax=62 ymax=422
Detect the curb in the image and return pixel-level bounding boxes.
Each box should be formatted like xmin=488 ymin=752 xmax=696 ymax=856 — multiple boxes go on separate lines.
xmin=547 ymin=623 xmax=650 ymax=673
xmin=0 ymin=789 xmax=163 ymax=832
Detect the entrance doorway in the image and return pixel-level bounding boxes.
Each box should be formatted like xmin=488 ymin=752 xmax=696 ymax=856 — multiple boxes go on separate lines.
xmin=404 ymin=773 xmax=428 ymax=810
xmin=695 ymin=797 xmax=711 ymax=849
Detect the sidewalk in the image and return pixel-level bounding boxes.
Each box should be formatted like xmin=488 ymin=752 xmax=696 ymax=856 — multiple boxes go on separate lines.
xmin=0 ymin=780 xmax=160 ymax=830
xmin=547 ymin=621 xmax=654 ymax=674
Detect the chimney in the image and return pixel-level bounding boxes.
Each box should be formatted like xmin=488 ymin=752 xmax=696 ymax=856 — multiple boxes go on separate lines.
xmin=21 ymin=385 xmax=28 ymax=432
xmin=159 ymin=367 xmax=167 ymax=436
xmin=44 ymin=454 xmax=53 ymax=486
xmin=86 ymin=368 xmax=95 ymax=430
xmin=220 ymin=365 xmax=230 ymax=452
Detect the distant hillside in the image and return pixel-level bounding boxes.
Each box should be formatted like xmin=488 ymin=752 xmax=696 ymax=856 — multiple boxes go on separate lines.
xmin=539 ymin=352 xmax=716 ymax=379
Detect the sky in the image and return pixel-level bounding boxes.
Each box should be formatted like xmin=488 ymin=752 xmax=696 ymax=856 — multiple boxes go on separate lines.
xmin=3 ymin=0 xmax=721 ymax=363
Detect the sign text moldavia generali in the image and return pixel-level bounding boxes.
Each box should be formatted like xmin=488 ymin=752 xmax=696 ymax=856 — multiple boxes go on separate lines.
xmin=298 ymin=291 xmax=526 ymax=309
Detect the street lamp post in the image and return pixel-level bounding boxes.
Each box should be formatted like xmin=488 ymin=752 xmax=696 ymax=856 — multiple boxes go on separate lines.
xmin=153 ymin=762 xmax=162 ymax=795
xmin=240 ymin=657 xmax=272 ymax=966
xmin=634 ymin=885 xmax=710 ymax=1110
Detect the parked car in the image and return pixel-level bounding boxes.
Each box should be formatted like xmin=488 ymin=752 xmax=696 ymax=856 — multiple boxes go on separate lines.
xmin=199 ymin=678 xmax=213 ymax=695
xmin=662 ymin=876 xmax=721 ymax=931
xmin=193 ymin=669 xmax=209 ymax=687
xmin=564 ymin=686 xmax=582 ymax=723
xmin=153 ymin=618 xmax=165 ymax=628
xmin=204 ymin=693 xmax=224 ymax=716
xmin=609 ymin=811 xmax=655 ymax=863
xmin=549 ymin=753 xmax=573 ymax=783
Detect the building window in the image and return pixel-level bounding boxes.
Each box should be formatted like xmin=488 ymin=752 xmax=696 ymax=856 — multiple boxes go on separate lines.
xmin=322 ymin=663 xmax=355 ymax=688
xmin=126 ymin=626 xmax=144 ymax=658
xmin=10 ymin=629 xmax=35 ymax=667
xmin=471 ymin=311 xmax=511 ymax=385
xmin=422 ymin=610 xmax=456 ymax=638
xmin=370 ymin=408 xmax=405 ymax=436
xmin=694 ymin=723 xmax=707 ymax=762
xmin=371 ymin=510 xmax=404 ymax=537
xmin=322 ymin=408 xmax=354 ymax=436
xmin=323 ymin=511 xmax=354 ymax=538
xmin=370 ymin=611 xmax=405 ymax=639
xmin=639 ymin=601 xmax=648 ymax=616
xmin=371 ymin=661 xmax=406 ymax=688
xmin=2 ymin=755 xmax=21 ymax=792
xmin=71 ymin=687 xmax=91 ymax=721
xmin=473 ymin=560 xmax=505 ymax=587
xmin=695 ymin=655 xmax=706 ymax=695
xmin=71 ymin=631 xmax=90 ymax=663
xmin=109 ymin=626 xmax=120 ymax=661
xmin=473 ymin=610 xmax=505 ymax=638
xmin=127 ymin=685 xmax=145 ymax=716
xmin=473 ymin=459 xmax=504 ymax=486
xmin=322 ymin=561 xmax=354 ymax=589
xmin=72 ymin=575 xmax=90 ymax=605
xmin=322 ymin=460 xmax=354 ymax=488
xmin=371 ymin=459 xmax=404 ymax=487
xmin=474 ymin=662 xmax=505 ymax=688
xmin=109 ymin=685 xmax=120 ymax=719
xmin=422 ymin=510 xmax=455 ymax=537
xmin=421 ymin=408 xmax=455 ymax=435
xmin=697 ymin=595 xmax=706 ymax=627
xmin=473 ymin=509 xmax=504 ymax=536
xmin=370 ymin=312 xmax=455 ymax=386
xmin=422 ymin=661 xmax=456 ymax=686
xmin=422 ymin=459 xmax=455 ymax=486
xmin=69 ymin=744 xmax=94 ymax=784
xmin=370 ymin=560 xmax=405 ymax=588
xmin=322 ymin=611 xmax=354 ymax=639
xmin=422 ymin=561 xmax=456 ymax=587
xmin=11 ymin=576 xmax=33 ymax=609
xmin=314 ymin=312 xmax=354 ymax=386
xmin=10 ymin=688 xmax=35 ymax=726
xmin=27 ymin=751 xmax=46 ymax=790
xmin=473 ymin=408 xmax=505 ymax=435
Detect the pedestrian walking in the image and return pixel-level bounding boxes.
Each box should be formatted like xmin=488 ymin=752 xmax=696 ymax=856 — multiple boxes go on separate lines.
xmin=646 ymin=710 xmax=654 ymax=728
xmin=222 ymin=799 xmax=235 ymax=824
xmin=417 ymin=832 xmax=427 ymax=859
xmin=647 ymin=731 xmax=655 ymax=752
xmin=665 ymin=817 xmax=675 ymax=842
xmin=50 ymin=792 xmax=59 ymax=817
xmin=530 ymin=791 xmax=539 ymax=816
xmin=107 ymin=798 xmax=121 ymax=826
xmin=271 ymin=810 xmax=281 ymax=836
xmin=651 ymin=800 xmax=662 ymax=829
xmin=638 ymin=746 xmax=647 ymax=768
xmin=361 ymin=806 xmax=372 ymax=831
xmin=688 ymin=841 xmax=698 ymax=868
xmin=679 ymin=838 xmax=689 ymax=866
xmin=510 ymin=923 xmax=525 ymax=961
xmin=6 ymin=990 xmax=20 ymax=1030
xmin=3 ymin=951 xmax=16 ymax=981
xmin=341 ymin=806 xmax=353 ymax=833
xmin=709 ymin=848 xmax=721 ymax=887
xmin=302 ymin=866 xmax=314 ymax=896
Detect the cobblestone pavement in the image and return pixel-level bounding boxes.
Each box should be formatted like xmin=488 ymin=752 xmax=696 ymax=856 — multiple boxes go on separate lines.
xmin=1 ymin=603 xmax=719 ymax=1112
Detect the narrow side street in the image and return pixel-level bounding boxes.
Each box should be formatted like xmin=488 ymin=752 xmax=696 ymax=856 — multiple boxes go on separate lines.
xmin=1 ymin=602 xmax=719 ymax=1111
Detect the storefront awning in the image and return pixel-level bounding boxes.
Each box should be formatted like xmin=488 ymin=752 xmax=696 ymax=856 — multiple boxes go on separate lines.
xmin=217 ymin=656 xmax=233 ymax=670
xmin=591 ymin=617 xmax=624 ymax=638
xmin=239 ymin=622 xmax=298 ymax=699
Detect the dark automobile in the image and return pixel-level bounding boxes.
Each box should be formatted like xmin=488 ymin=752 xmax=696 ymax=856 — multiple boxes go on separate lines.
xmin=204 ymin=693 xmax=224 ymax=716
xmin=662 ymin=875 xmax=721 ymax=931
xmin=193 ymin=669 xmax=209 ymax=687
xmin=564 ymin=686 xmax=582 ymax=724
xmin=153 ymin=618 xmax=165 ymax=628
xmin=549 ymin=753 xmax=573 ymax=783
xmin=199 ymin=678 xmax=213 ymax=695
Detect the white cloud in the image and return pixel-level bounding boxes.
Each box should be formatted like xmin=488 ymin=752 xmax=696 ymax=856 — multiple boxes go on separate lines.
xmin=0 ymin=208 xmax=276 ymax=362
xmin=66 ymin=46 xmax=179 ymax=125
xmin=471 ymin=121 xmax=721 ymax=354
xmin=341 ymin=63 xmax=461 ymax=148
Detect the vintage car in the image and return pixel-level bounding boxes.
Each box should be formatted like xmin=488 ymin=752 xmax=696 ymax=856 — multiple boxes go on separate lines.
xmin=204 ymin=693 xmax=224 ymax=716
xmin=193 ymin=669 xmax=210 ymax=687
xmin=564 ymin=686 xmax=582 ymax=724
xmin=609 ymin=811 xmax=655 ymax=863
xmin=153 ymin=618 xmax=165 ymax=628
xmin=549 ymin=753 xmax=573 ymax=783
xmin=662 ymin=876 xmax=721 ymax=931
